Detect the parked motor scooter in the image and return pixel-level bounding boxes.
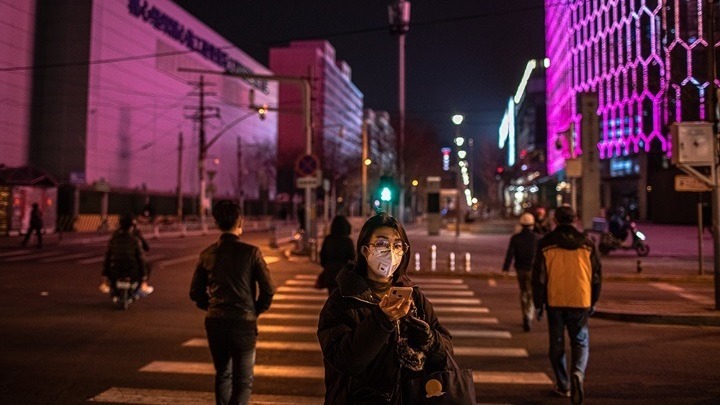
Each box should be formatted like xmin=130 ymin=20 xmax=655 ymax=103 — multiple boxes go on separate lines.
xmin=599 ymin=222 xmax=650 ymax=257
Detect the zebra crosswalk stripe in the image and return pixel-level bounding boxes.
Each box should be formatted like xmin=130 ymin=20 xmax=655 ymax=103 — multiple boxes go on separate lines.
xmin=89 ymin=387 xmax=324 ymax=404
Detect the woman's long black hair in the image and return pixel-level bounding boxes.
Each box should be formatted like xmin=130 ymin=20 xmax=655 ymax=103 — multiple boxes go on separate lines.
xmin=354 ymin=212 xmax=411 ymax=282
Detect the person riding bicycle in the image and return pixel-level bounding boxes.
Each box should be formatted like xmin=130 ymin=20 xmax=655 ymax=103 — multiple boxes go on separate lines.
xmin=99 ymin=215 xmax=153 ymax=296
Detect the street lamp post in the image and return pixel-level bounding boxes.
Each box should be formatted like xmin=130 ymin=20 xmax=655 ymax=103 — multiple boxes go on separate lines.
xmin=362 ymin=119 xmax=371 ymax=217
xmin=453 ymin=114 xmax=464 ymax=237
xmin=389 ymin=0 xmax=410 ymax=222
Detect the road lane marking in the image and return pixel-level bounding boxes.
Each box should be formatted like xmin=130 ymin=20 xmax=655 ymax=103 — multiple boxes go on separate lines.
xmin=140 ymin=362 xmax=550 ymax=385
xmin=40 ymin=252 xmax=98 ymax=263
xmin=277 ymin=286 xmax=474 ymax=297
xmin=294 ymin=274 xmax=321 ymax=280
xmin=140 ymin=361 xmax=325 ymax=378
xmin=183 ymin=339 xmax=320 ymax=352
xmin=261 ymin=313 xmax=320 ymax=321
xmin=269 ymin=303 xmax=322 ymax=311
xmin=89 ymin=387 xmax=324 ymax=404
xmin=285 ymin=279 xmax=315 ymax=286
xmin=435 ymin=306 xmax=489 ymax=314
xmin=4 ymin=251 xmax=64 ymax=261
xmin=260 ymin=325 xmax=317 ymax=334
xmin=0 ymin=249 xmax=34 ymax=258
xmin=265 ymin=256 xmax=280 ymax=264
xmin=183 ymin=338 xmax=525 ymax=357
xmin=473 ymin=371 xmax=552 ymax=384
xmin=440 ymin=316 xmax=498 ymax=324
xmin=650 ymin=282 xmax=715 ymax=305
xmin=273 ymin=294 xmax=327 ymax=302
xmin=451 ymin=330 xmax=512 ymax=339
xmin=412 ymin=277 xmax=464 ymax=284
xmin=425 ymin=297 xmax=482 ymax=305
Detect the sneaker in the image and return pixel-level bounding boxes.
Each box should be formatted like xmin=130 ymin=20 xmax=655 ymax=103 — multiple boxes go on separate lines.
xmin=139 ymin=283 xmax=154 ymax=296
xmin=99 ymin=282 xmax=111 ymax=295
xmin=553 ymin=385 xmax=571 ymax=398
xmin=571 ymin=372 xmax=584 ymax=404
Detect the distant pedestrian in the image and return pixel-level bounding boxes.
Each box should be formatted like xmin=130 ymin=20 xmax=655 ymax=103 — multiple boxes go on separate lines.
xmin=532 ymin=205 xmax=602 ymax=404
xmin=502 ymin=213 xmax=540 ymax=332
xmin=317 ymin=215 xmax=355 ymax=294
xmin=533 ymin=207 xmax=551 ymax=235
xmin=21 ymin=203 xmax=44 ymax=248
xmin=190 ymin=200 xmax=276 ymax=405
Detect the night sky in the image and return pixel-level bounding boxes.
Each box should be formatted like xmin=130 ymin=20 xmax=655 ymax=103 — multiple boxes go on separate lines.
xmin=171 ymin=0 xmax=546 ymax=146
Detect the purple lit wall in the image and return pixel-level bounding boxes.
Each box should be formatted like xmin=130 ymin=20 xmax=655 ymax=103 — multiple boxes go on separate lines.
xmin=86 ymin=0 xmax=278 ymax=198
xmin=545 ymin=0 xmax=668 ymax=175
xmin=0 ymin=1 xmax=36 ymax=167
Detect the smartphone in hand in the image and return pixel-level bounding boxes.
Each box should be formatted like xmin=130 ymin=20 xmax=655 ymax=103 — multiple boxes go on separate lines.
xmin=386 ymin=286 xmax=413 ymax=306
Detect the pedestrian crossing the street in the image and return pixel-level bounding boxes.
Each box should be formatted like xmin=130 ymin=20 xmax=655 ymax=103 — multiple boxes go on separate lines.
xmin=89 ymin=273 xmax=552 ymax=404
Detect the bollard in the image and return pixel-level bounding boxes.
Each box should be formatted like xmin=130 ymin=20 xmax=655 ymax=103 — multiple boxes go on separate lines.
xmin=414 ymin=252 xmax=421 ymax=272
xmin=448 ymin=252 xmax=456 ymax=272
xmin=429 ymin=245 xmax=437 ymax=272
xmin=309 ymin=238 xmax=318 ymax=262
xmin=636 ymin=259 xmax=642 ymax=273
xmin=269 ymin=225 xmax=279 ymax=248
xmin=464 ymin=252 xmax=472 ymax=272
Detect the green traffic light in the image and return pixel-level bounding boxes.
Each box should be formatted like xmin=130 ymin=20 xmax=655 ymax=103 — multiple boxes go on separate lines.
xmin=380 ymin=186 xmax=392 ymax=202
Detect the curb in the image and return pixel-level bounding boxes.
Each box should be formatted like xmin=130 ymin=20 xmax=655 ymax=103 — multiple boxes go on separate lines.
xmin=593 ymin=310 xmax=720 ymax=327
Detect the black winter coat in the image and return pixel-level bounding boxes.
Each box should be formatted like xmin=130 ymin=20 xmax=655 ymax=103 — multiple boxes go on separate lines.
xmin=319 ymin=234 xmax=355 ymax=291
xmin=502 ymin=227 xmax=540 ymax=272
xmin=189 ymin=233 xmax=275 ymax=321
xmin=317 ymin=267 xmax=453 ymax=405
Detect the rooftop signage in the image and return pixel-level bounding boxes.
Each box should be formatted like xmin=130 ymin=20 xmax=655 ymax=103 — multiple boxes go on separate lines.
xmin=127 ymin=0 xmax=269 ymax=93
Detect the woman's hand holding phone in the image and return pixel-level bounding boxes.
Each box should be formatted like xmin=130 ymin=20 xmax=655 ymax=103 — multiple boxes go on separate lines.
xmin=379 ymin=287 xmax=413 ymax=322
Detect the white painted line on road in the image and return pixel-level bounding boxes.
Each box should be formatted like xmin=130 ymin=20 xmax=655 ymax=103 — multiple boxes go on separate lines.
xmin=414 ymin=283 xmax=470 ymax=290
xmin=412 ymin=278 xmax=464 ymax=284
xmin=440 ymin=316 xmax=498 ymax=324
xmin=140 ymin=361 xmax=325 ymax=379
xmin=455 ymin=347 xmax=528 ymax=357
xmin=183 ymin=338 xmax=320 ymax=352
xmin=451 ymin=330 xmax=512 ymax=339
xmin=265 ymin=256 xmax=281 ymax=264
xmin=0 ymin=249 xmax=34 ymax=258
xmin=269 ymin=303 xmax=322 ymax=311
xmin=473 ymin=371 xmax=552 ymax=384
xmin=183 ymin=337 xmax=527 ymax=358
xmin=90 ymin=387 xmax=325 ymax=404
xmin=650 ymin=282 xmax=715 ymax=305
xmin=487 ymin=279 xmax=498 ymax=287
xmin=435 ymin=306 xmax=489 ymax=314
xmin=261 ymin=313 xmax=319 ymax=321
xmin=260 ymin=325 xmax=317 ymax=334
xmin=285 ymin=279 xmax=315 ymax=286
xmin=273 ymin=294 xmax=327 ymax=302
xmin=424 ymin=290 xmax=475 ymax=297
xmin=277 ymin=286 xmax=327 ymax=294
xmin=157 ymin=254 xmax=198 ymax=267
xmin=3 ymin=251 xmax=63 ymax=261
xmin=140 ymin=362 xmax=550 ymax=386
xmin=40 ymin=252 xmax=98 ymax=263
xmin=429 ymin=297 xmax=482 ymax=305
xmin=295 ymin=274 xmax=321 ymax=280
xmin=77 ymin=256 xmax=105 ymax=265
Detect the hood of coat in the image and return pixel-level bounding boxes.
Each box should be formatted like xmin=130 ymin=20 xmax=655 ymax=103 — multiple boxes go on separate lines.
xmin=550 ymin=224 xmax=589 ymax=250
xmin=336 ymin=263 xmax=414 ymax=303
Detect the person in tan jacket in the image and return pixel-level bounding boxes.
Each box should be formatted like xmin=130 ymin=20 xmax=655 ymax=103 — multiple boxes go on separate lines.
xmin=532 ymin=205 xmax=601 ymax=405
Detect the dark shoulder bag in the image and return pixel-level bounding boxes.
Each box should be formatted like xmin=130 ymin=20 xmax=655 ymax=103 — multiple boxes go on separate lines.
xmin=402 ymin=350 xmax=476 ymax=404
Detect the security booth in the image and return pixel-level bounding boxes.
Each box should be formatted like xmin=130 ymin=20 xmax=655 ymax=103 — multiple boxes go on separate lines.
xmin=0 ymin=166 xmax=58 ymax=236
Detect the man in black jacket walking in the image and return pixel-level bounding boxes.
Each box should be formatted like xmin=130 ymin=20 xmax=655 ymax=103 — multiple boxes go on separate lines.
xmin=502 ymin=212 xmax=540 ymax=331
xmin=190 ymin=201 xmax=275 ymax=405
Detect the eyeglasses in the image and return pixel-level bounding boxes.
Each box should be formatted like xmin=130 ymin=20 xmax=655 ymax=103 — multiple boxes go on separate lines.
xmin=367 ymin=239 xmax=409 ymax=255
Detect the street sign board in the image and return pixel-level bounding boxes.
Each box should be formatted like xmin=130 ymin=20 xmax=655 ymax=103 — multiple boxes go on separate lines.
xmin=674 ymin=175 xmax=712 ymax=192
xmin=296 ymin=176 xmax=320 ymax=188
xmin=295 ymin=154 xmax=320 ymax=177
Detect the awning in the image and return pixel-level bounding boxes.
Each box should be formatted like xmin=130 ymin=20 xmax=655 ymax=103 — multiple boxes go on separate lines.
xmin=0 ymin=165 xmax=58 ymax=187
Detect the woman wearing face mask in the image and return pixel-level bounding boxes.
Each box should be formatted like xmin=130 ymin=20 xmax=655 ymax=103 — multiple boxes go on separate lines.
xmin=317 ymin=212 xmax=453 ymax=404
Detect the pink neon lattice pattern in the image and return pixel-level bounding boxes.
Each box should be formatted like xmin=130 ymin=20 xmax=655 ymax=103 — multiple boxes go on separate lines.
xmin=546 ymin=0 xmax=669 ymax=174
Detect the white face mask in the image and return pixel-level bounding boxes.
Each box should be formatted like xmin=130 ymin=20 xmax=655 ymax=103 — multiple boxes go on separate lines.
xmin=366 ymin=248 xmax=403 ymax=279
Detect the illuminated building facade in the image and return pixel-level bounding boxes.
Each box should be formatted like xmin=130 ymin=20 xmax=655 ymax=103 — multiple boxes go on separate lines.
xmin=498 ymin=59 xmax=549 ymax=216
xmin=270 ymin=41 xmax=364 ymax=214
xmin=545 ymin=0 xmax=717 ymax=223
xmin=1 ymin=0 xmax=278 ymax=223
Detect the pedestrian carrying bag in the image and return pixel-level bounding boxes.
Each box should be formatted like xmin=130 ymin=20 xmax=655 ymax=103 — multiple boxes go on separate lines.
xmin=402 ymin=352 xmax=476 ymax=404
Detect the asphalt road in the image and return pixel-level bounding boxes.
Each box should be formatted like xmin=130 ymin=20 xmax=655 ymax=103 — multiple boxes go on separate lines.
xmin=1 ymin=230 xmax=719 ymax=404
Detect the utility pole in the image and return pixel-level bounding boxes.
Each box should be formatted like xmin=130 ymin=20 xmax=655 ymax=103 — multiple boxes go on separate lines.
xmin=362 ymin=119 xmax=369 ymax=217
xmin=184 ymin=75 xmax=219 ymax=234
xmin=177 ymin=130 xmax=183 ymax=220
xmin=709 ymin=0 xmax=720 ymax=309
xmin=389 ymin=0 xmax=410 ymax=222
xmin=237 ymin=136 xmax=244 ymax=216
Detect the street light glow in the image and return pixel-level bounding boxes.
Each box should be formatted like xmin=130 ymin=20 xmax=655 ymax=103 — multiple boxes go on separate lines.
xmin=454 ymin=137 xmax=464 ymax=147
xmin=411 ymin=179 xmax=419 ymax=187
xmin=451 ymin=114 xmax=464 ymax=125
xmin=364 ymin=158 xmax=372 ymax=166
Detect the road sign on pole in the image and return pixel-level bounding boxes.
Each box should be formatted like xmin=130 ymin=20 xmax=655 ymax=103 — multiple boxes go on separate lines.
xmin=296 ymin=176 xmax=320 ymax=188
xmin=675 ymin=175 xmax=712 ymax=192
